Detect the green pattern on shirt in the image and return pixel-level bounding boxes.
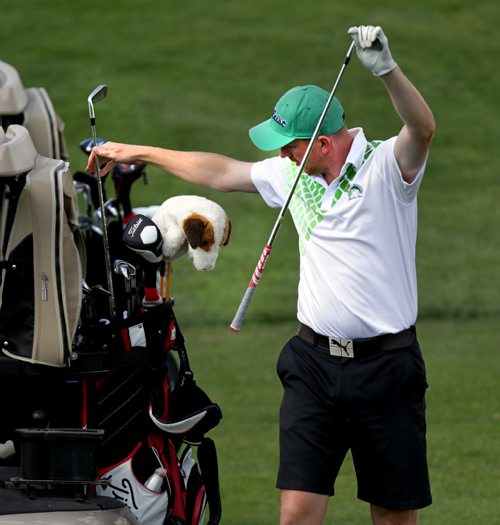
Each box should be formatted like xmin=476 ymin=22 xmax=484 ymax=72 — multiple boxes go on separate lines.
xmin=285 ymin=141 xmax=381 ymax=252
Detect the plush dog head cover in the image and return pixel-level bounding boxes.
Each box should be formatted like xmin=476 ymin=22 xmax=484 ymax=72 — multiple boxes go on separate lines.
xmin=152 ymin=195 xmax=231 ymax=271
xmin=122 ymin=214 xmax=163 ymax=263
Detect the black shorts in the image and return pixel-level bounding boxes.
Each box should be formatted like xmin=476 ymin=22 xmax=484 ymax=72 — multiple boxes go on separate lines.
xmin=276 ymin=333 xmax=432 ymax=511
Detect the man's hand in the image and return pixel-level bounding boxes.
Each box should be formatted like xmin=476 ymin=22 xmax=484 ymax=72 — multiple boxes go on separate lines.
xmin=86 ymin=142 xmax=139 ymax=176
xmin=348 ymin=25 xmax=397 ymax=77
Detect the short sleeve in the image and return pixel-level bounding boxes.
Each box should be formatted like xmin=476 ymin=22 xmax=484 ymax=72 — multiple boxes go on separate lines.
xmin=250 ymin=157 xmax=291 ymax=208
xmin=374 ymin=137 xmax=427 ymax=204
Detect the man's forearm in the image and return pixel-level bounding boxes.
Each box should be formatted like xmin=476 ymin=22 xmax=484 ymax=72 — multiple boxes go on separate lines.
xmin=380 ymin=67 xmax=436 ymax=182
xmin=141 ymin=147 xmax=251 ymax=191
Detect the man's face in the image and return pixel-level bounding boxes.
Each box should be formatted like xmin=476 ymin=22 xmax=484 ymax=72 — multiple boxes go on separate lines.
xmin=279 ymin=138 xmax=323 ymax=173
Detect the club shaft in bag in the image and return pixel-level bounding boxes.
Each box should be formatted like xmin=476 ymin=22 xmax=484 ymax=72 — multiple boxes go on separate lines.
xmin=230 ymin=42 xmax=355 ymax=332
xmin=88 ymin=84 xmax=115 ymax=316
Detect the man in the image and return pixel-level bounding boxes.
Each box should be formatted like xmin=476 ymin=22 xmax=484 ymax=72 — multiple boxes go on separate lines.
xmin=88 ymin=25 xmax=435 ymax=525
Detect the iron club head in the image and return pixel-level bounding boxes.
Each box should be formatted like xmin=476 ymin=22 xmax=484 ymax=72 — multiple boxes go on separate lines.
xmin=113 ymin=260 xmax=137 ymax=279
xmin=113 ymin=259 xmax=130 ymax=280
xmin=113 ymin=260 xmax=137 ymax=317
xmin=87 ymin=84 xmax=107 ymax=120
xmin=82 ymin=279 xmax=92 ymax=294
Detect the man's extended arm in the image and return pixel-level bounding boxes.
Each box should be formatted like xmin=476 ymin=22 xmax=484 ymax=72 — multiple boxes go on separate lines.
xmin=86 ymin=143 xmax=257 ymax=193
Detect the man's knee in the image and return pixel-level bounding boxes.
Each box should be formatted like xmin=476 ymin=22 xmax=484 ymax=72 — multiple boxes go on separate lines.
xmin=280 ymin=490 xmax=328 ymax=525
xmin=370 ymin=504 xmax=418 ymax=525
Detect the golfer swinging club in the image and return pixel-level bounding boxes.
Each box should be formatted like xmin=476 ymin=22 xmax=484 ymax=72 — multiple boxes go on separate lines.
xmin=88 ymin=25 xmax=435 ymax=525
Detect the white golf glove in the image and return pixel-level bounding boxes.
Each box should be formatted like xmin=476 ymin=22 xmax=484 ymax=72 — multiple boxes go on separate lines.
xmin=348 ymin=25 xmax=397 ymax=76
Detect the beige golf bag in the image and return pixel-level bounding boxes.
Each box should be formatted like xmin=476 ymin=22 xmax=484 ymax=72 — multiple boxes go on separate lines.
xmin=0 ymin=125 xmax=84 ymax=366
xmin=0 ymin=60 xmax=68 ymax=161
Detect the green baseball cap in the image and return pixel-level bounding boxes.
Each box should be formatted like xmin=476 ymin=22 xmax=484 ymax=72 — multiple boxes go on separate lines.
xmin=248 ymin=85 xmax=345 ymax=151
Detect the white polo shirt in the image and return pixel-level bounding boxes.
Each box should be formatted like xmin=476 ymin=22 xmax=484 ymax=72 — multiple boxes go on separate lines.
xmin=250 ymin=128 xmax=426 ymax=339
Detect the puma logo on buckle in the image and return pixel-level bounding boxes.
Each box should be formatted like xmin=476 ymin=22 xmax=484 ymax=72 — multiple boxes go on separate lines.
xmin=328 ymin=337 xmax=354 ymax=358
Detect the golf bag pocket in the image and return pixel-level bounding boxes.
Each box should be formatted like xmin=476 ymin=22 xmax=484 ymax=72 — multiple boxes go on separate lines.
xmin=149 ymin=375 xmax=222 ymax=443
xmin=97 ymin=441 xmax=170 ymax=525
xmin=149 ymin=318 xmax=222 ymax=444
xmin=74 ymin=302 xmax=176 ymax=369
xmin=0 ymin=126 xmax=84 ymax=366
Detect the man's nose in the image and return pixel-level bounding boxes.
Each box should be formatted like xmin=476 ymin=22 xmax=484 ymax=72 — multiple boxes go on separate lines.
xmin=279 ymin=148 xmax=289 ymax=159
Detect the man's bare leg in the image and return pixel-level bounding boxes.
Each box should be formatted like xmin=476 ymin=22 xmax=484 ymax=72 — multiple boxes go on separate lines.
xmin=280 ymin=490 xmax=329 ymax=525
xmin=371 ymin=504 xmax=418 ymax=525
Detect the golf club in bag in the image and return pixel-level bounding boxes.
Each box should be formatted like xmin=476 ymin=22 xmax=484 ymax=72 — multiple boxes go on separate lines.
xmin=230 ymin=41 xmax=356 ymax=332
xmin=87 ymin=84 xmax=116 ymax=317
xmin=76 ymin=136 xmax=148 ymax=224
xmin=73 ymin=135 xmax=149 ymax=315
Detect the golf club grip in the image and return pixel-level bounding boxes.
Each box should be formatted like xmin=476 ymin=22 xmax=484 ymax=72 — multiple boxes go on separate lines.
xmin=230 ymin=244 xmax=273 ymax=332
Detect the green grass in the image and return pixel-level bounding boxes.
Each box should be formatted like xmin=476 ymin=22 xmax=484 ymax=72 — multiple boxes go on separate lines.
xmin=3 ymin=1 xmax=500 ymax=523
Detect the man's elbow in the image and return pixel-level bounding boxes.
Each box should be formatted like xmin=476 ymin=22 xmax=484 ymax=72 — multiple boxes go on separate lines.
xmin=422 ymin=112 xmax=436 ymax=144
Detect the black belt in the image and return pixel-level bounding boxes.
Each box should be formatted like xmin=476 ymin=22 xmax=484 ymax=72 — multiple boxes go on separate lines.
xmin=297 ymin=323 xmax=416 ymax=359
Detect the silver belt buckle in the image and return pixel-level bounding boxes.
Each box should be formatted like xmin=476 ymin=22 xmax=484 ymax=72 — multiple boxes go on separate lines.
xmin=328 ymin=337 xmax=354 ymax=358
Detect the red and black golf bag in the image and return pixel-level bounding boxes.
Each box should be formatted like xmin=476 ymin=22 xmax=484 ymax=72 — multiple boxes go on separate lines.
xmin=75 ymin=301 xmax=223 ymax=525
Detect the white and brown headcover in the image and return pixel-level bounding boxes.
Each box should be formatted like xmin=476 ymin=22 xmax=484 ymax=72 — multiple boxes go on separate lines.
xmin=152 ymin=195 xmax=231 ymax=271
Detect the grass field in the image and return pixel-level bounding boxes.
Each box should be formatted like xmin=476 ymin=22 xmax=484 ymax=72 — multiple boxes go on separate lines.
xmin=3 ymin=1 xmax=500 ymax=523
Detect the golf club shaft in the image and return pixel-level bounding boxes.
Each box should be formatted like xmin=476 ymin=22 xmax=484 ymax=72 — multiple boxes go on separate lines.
xmin=91 ymin=125 xmax=116 ymax=316
xmin=230 ymin=41 xmax=355 ymax=332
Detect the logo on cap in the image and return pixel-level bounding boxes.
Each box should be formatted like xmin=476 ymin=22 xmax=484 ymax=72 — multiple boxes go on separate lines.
xmin=272 ymin=108 xmax=287 ymax=128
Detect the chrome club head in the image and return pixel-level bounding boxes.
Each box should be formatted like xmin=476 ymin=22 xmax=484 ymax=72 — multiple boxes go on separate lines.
xmin=87 ymin=84 xmax=107 ymax=120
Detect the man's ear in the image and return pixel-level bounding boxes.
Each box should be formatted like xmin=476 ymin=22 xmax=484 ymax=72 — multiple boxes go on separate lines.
xmin=317 ymin=135 xmax=331 ymax=153
xmin=183 ymin=213 xmax=215 ymax=251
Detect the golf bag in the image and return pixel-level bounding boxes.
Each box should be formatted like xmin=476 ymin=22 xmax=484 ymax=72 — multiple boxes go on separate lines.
xmin=0 ymin=125 xmax=84 ymax=367
xmin=0 ymin=112 xmax=222 ymax=524
xmin=0 ymin=60 xmax=68 ymax=160
xmin=68 ymin=146 xmax=222 ymax=523
xmin=1 ymin=302 xmax=222 ymax=525
xmin=77 ymin=301 xmax=222 ymax=525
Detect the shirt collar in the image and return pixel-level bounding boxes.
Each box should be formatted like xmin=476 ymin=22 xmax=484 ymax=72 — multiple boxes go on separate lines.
xmin=340 ymin=127 xmax=367 ymax=176
xmin=283 ymin=127 xmax=368 ymax=185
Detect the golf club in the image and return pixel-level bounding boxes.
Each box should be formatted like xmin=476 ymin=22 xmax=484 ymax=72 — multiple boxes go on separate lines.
xmin=74 ymin=180 xmax=93 ymax=218
xmin=113 ymin=259 xmax=136 ymax=317
xmin=81 ymin=279 xmax=96 ymax=322
xmin=87 ymin=84 xmax=115 ymax=316
xmin=230 ymin=41 xmax=356 ymax=332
